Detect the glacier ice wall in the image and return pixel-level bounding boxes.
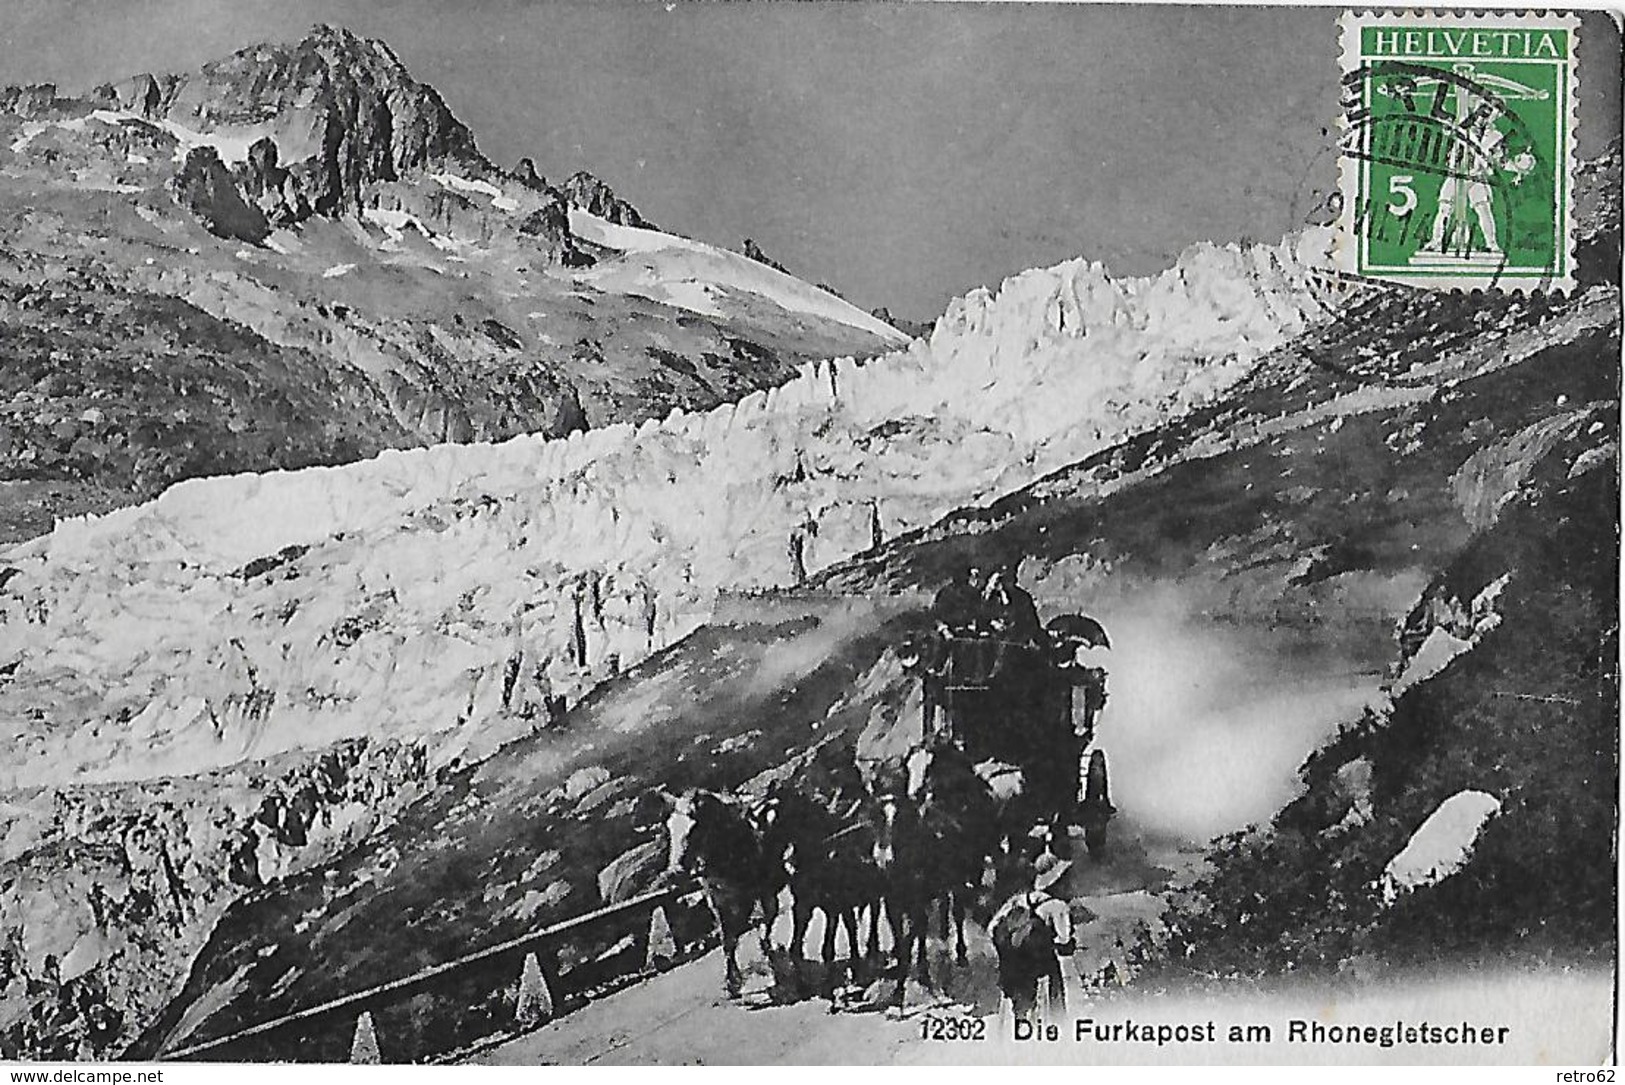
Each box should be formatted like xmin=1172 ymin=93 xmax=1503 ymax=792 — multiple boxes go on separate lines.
xmin=0 ymin=229 xmax=1338 ymax=789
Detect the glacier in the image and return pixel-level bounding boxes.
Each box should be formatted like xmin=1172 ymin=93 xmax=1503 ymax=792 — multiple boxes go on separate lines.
xmin=0 ymin=227 xmax=1340 ymax=792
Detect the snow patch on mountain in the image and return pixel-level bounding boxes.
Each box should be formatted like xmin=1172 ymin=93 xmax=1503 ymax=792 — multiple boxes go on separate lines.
xmin=149 ymin=117 xmax=286 ymax=166
xmin=431 ymin=172 xmax=518 ymax=211
xmin=1390 ymin=571 xmax=1512 ymax=698
xmin=569 ymin=210 xmax=910 ymax=342
xmin=10 ymin=109 xmax=295 ymax=166
xmin=1379 ymin=789 xmax=1502 ymax=905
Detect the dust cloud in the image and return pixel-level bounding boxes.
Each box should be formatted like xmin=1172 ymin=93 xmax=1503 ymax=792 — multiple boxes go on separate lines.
xmin=1089 ymin=589 xmax=1383 ymax=842
xmin=736 ymin=597 xmax=895 ymax=702
xmin=724 ymin=584 xmax=1384 ymax=845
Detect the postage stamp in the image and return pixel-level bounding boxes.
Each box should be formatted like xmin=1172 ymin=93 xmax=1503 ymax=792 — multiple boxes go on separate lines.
xmin=1336 ymin=10 xmax=1580 ymax=292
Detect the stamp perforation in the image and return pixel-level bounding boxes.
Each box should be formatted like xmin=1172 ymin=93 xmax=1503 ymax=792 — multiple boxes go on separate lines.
xmin=1335 ymin=9 xmax=1581 ymax=294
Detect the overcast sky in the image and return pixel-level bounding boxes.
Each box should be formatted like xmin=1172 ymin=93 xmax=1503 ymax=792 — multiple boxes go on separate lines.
xmin=2 ymin=2 xmax=1618 ymax=319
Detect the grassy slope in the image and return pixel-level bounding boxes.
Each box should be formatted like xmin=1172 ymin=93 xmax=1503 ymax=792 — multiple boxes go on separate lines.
xmin=1154 ymin=435 xmax=1618 ymax=983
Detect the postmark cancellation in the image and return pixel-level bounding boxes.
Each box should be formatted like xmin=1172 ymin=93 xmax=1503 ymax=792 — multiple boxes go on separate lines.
xmin=1337 ymin=10 xmax=1580 ymax=292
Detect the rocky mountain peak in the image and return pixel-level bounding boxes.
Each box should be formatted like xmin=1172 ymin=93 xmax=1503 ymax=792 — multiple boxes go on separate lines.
xmin=511 ymin=157 xmax=547 ymax=191
xmin=171 ymin=24 xmax=456 ymax=131
xmin=0 ymin=27 xmax=665 ymax=251
xmin=153 ymin=24 xmax=483 ymax=217
xmin=560 ymin=170 xmax=652 ymax=229
xmin=741 ymin=237 xmax=789 ymax=274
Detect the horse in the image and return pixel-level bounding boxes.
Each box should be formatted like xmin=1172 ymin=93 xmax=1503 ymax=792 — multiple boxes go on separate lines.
xmin=869 ymin=787 xmax=989 ymax=1002
xmin=760 ymin=777 xmax=885 ymax=1002
xmin=869 ymin=785 xmax=934 ymax=998
xmin=867 ymin=749 xmax=1005 ymax=1006
xmin=904 ymin=741 xmax=1026 ymax=858
xmin=659 ymin=788 xmax=784 ymax=998
xmin=900 ymin=743 xmax=1012 ymax=960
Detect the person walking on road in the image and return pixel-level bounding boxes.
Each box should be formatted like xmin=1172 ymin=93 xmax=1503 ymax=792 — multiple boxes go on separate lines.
xmin=990 ymin=852 xmax=1076 ymax=1024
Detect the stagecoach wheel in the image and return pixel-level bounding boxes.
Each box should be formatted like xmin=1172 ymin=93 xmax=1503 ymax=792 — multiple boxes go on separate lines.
xmin=1084 ymin=820 xmax=1108 ymax=857
xmin=1080 ymin=749 xmax=1112 ymax=859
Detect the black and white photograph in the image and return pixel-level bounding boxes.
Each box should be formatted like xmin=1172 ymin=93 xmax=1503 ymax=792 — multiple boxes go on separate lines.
xmin=0 ymin=0 xmax=1618 ymax=1068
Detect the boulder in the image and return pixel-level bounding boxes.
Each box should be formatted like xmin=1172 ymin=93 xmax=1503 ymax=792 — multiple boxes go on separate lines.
xmin=0 ymin=84 xmax=59 ymax=118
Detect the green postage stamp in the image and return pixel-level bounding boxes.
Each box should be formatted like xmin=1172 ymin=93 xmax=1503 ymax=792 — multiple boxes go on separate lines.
xmin=1337 ymin=11 xmax=1580 ymax=291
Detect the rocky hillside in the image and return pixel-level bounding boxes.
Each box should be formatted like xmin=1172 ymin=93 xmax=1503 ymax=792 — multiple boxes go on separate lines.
xmin=1153 ymin=427 xmax=1616 ymax=982
xmin=130 ymin=151 xmax=1619 ymax=1061
xmin=1 ymin=737 xmax=433 ymax=1060
xmin=0 ymin=25 xmax=906 ymax=542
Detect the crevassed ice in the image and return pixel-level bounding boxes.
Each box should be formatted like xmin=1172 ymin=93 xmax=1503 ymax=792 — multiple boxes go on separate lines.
xmin=0 ymin=227 xmax=1338 ymax=788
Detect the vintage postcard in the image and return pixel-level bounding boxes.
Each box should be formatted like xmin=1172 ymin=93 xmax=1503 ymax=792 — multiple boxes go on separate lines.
xmin=0 ymin=1 xmax=1618 ymax=1071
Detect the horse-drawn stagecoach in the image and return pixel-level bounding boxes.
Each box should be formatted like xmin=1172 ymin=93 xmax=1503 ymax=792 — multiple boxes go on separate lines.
xmin=900 ymin=611 xmax=1115 ymax=854
xmin=660 ymin=586 xmax=1120 ymax=1004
